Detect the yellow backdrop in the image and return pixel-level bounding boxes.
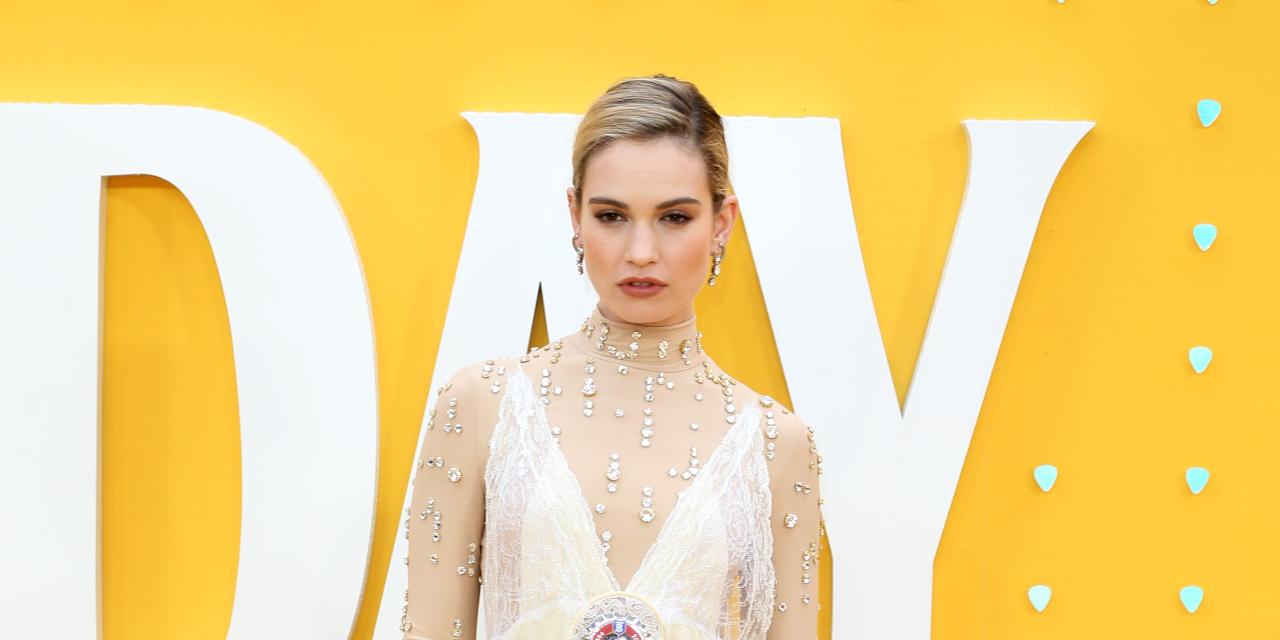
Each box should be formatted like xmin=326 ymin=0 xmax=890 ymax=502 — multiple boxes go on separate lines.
xmin=5 ymin=0 xmax=1278 ymax=637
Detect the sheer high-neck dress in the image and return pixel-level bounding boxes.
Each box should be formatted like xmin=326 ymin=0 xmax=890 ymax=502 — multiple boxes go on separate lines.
xmin=401 ymin=304 xmax=825 ymax=640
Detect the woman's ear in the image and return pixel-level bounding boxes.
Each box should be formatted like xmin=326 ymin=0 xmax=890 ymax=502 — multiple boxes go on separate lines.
xmin=567 ymin=186 xmax=580 ymax=233
xmin=714 ymin=194 xmax=739 ymax=247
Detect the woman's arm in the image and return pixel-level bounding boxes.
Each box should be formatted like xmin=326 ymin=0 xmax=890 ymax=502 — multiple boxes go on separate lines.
xmin=403 ymin=364 xmax=486 ymax=640
xmin=765 ymin=405 xmax=824 ymax=639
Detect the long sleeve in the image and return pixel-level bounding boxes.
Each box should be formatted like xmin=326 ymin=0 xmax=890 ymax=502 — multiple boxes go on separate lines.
xmin=403 ymin=363 xmax=487 ymax=640
xmin=765 ymin=405 xmax=824 ymax=640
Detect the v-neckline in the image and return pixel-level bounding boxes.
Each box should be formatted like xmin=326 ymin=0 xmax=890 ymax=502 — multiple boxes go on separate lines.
xmin=509 ymin=365 xmax=760 ymax=594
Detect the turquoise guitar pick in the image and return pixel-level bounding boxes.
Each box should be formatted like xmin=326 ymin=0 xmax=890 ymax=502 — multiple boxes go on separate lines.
xmin=1193 ymin=223 xmax=1217 ymax=251
xmin=1180 ymin=585 xmax=1204 ymax=613
xmin=1028 ymin=585 xmax=1052 ymax=612
xmin=1197 ymin=99 xmax=1222 ymax=127
xmin=1188 ymin=346 xmax=1213 ymax=373
xmin=1034 ymin=465 xmax=1058 ymax=492
xmin=1186 ymin=467 xmax=1210 ymax=495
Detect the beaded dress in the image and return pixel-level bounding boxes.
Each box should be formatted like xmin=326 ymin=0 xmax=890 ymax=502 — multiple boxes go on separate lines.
xmin=401 ymin=304 xmax=825 ymax=640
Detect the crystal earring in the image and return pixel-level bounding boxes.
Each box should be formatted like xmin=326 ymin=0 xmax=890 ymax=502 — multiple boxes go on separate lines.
xmin=573 ymin=232 xmax=585 ymax=275
xmin=707 ymin=241 xmax=725 ymax=286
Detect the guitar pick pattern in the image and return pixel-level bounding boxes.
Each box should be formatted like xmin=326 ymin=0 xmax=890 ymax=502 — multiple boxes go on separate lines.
xmin=1188 ymin=346 xmax=1213 ymax=374
xmin=1028 ymin=585 xmax=1052 ymax=612
xmin=1185 ymin=467 xmax=1210 ymax=495
xmin=1197 ymin=99 xmax=1222 ymax=127
xmin=1180 ymin=586 xmax=1205 ymax=613
xmin=1192 ymin=223 xmax=1217 ymax=251
xmin=1033 ymin=464 xmax=1058 ymax=492
xmin=1029 ymin=2 xmax=1227 ymax=623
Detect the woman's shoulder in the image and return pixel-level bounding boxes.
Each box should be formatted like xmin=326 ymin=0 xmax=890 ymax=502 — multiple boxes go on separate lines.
xmin=436 ymin=352 xmax=530 ymax=398
xmin=427 ymin=353 xmax=530 ymax=445
xmin=724 ymin=377 xmax=817 ymax=454
xmin=723 ymin=380 xmax=823 ymax=492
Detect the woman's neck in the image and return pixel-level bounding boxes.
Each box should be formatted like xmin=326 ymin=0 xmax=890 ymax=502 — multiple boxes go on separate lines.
xmin=596 ymin=302 xmax=694 ymax=328
xmin=564 ymin=303 xmax=705 ymax=372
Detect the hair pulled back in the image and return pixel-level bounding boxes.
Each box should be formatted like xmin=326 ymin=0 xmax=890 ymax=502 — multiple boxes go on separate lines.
xmin=572 ymin=74 xmax=731 ymax=213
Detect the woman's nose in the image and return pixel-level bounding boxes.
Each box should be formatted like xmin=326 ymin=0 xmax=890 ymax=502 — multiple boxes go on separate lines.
xmin=624 ymin=227 xmax=659 ymax=266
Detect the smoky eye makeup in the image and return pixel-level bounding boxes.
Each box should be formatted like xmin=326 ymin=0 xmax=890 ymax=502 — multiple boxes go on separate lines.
xmin=594 ymin=210 xmax=694 ymax=224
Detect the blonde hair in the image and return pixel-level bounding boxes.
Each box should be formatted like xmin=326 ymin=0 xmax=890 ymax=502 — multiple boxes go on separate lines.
xmin=572 ymin=73 xmax=732 ymax=212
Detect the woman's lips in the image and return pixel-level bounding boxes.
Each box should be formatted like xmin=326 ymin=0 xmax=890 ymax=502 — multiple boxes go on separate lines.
xmin=619 ymin=282 xmax=666 ymax=298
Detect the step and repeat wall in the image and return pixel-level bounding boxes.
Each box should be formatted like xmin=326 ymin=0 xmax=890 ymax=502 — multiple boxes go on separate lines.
xmin=1 ymin=1 xmax=1276 ymax=639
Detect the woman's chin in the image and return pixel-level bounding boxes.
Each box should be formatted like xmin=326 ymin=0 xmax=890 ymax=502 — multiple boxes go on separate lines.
xmin=604 ymin=300 xmax=668 ymax=324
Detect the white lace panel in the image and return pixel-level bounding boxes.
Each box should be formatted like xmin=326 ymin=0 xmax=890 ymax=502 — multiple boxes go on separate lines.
xmin=481 ymin=365 xmax=776 ymax=640
xmin=627 ymin=395 xmax=776 ymax=639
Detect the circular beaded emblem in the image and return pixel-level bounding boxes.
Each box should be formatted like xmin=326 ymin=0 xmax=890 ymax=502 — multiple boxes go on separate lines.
xmin=571 ymin=591 xmax=664 ymax=640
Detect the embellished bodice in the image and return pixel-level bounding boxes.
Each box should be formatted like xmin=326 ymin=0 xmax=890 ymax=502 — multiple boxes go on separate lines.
xmin=399 ymin=304 xmax=825 ymax=640
xmin=480 ymin=363 xmax=776 ymax=639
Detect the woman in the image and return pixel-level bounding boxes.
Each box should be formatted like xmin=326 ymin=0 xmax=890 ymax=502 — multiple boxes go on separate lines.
xmin=402 ymin=74 xmax=825 ymax=640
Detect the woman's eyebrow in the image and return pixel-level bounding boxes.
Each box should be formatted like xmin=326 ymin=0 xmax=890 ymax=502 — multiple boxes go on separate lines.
xmin=588 ymin=196 xmax=702 ymax=209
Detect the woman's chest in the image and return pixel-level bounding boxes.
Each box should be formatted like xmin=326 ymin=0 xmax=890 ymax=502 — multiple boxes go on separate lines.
xmin=542 ymin=401 xmax=738 ymax=589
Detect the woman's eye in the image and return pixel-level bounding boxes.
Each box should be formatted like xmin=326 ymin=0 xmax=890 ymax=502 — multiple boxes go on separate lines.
xmin=594 ymin=210 xmax=690 ymax=223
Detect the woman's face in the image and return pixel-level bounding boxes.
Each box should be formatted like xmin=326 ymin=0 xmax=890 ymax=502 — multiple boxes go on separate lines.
xmin=568 ymin=136 xmax=737 ymax=326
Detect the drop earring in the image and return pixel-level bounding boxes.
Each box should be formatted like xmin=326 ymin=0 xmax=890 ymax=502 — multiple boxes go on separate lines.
xmin=707 ymin=241 xmax=725 ymax=286
xmin=573 ymin=232 xmax=585 ymax=275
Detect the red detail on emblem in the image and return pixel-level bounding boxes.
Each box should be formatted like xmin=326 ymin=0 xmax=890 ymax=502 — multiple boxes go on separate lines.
xmin=590 ymin=619 xmax=643 ymax=640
